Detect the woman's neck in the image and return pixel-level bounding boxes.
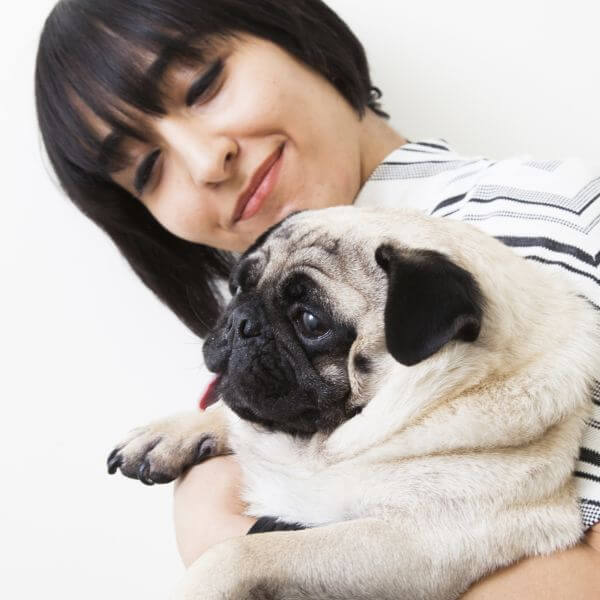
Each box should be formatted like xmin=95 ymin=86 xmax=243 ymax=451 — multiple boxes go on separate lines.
xmin=358 ymin=111 xmax=407 ymax=188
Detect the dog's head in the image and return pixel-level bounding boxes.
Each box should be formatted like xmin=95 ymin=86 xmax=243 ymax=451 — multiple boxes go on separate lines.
xmin=203 ymin=207 xmax=487 ymax=437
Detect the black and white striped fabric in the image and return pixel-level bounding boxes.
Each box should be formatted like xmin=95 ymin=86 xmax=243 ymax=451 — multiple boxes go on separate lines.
xmin=355 ymin=139 xmax=600 ymax=529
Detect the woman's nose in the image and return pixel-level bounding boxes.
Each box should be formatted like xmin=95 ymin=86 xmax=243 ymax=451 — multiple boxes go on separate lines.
xmin=160 ymin=119 xmax=238 ymax=186
xmin=186 ymin=136 xmax=238 ymax=187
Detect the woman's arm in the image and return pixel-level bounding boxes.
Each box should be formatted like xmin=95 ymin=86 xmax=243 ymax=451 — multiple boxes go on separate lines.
xmin=173 ymin=456 xmax=600 ymax=596
xmin=461 ymin=523 xmax=600 ymax=599
xmin=173 ymin=455 xmax=256 ymax=568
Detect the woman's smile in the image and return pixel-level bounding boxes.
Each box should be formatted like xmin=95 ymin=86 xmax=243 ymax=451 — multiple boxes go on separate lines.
xmin=232 ymin=142 xmax=285 ymax=225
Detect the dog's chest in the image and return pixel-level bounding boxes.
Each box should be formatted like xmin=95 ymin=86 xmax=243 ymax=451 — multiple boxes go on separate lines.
xmin=228 ymin=419 xmax=369 ymax=526
xmin=241 ymin=459 xmax=353 ymax=526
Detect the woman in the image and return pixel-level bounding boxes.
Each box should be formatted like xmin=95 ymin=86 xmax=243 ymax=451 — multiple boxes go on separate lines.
xmin=35 ymin=0 xmax=600 ymax=597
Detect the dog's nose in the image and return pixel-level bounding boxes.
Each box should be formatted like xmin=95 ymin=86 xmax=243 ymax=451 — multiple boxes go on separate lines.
xmin=231 ymin=306 xmax=262 ymax=338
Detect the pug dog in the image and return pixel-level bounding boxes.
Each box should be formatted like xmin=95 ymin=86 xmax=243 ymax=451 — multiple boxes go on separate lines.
xmin=108 ymin=207 xmax=600 ymax=600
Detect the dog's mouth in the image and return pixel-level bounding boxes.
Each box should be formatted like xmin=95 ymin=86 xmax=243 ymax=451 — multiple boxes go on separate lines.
xmin=199 ymin=375 xmax=222 ymax=411
xmin=199 ymin=369 xmax=360 ymax=436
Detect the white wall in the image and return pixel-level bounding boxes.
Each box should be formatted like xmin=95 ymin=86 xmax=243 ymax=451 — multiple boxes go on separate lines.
xmin=2 ymin=1 xmax=599 ymax=598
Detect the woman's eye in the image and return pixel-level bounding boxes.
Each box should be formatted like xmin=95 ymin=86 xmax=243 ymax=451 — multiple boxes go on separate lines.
xmin=134 ymin=149 xmax=161 ymax=195
xmin=186 ymin=58 xmax=224 ymax=106
xmin=297 ymin=311 xmax=329 ymax=339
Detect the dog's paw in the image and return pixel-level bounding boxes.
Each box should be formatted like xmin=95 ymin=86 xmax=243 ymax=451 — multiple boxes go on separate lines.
xmin=106 ymin=412 xmax=225 ymax=485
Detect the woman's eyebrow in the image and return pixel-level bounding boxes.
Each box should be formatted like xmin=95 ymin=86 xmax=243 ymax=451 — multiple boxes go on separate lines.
xmin=146 ymin=43 xmax=212 ymax=102
xmin=98 ymin=131 xmax=125 ymax=173
xmin=145 ymin=51 xmax=173 ymax=87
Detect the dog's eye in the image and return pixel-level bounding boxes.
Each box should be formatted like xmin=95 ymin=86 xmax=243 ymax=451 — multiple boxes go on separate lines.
xmin=297 ymin=310 xmax=329 ymax=338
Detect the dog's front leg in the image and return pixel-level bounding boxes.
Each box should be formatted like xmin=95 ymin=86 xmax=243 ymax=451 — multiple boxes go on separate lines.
xmin=171 ymin=517 xmax=486 ymax=600
xmin=107 ymin=403 xmax=231 ymax=485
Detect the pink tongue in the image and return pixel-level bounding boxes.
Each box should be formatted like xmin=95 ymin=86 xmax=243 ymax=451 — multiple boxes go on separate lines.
xmin=199 ymin=375 xmax=221 ymax=411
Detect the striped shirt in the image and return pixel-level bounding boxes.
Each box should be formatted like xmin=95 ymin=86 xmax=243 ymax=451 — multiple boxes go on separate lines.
xmin=355 ymin=139 xmax=600 ymax=529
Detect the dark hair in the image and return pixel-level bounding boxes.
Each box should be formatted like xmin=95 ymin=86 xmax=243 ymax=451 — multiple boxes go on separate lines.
xmin=35 ymin=0 xmax=388 ymax=337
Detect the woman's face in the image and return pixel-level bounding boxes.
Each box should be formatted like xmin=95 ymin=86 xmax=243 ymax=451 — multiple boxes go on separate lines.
xmin=109 ymin=34 xmax=369 ymax=253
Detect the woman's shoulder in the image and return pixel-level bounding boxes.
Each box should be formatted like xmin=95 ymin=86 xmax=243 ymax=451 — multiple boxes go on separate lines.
xmin=373 ymin=138 xmax=475 ymax=170
xmin=376 ymin=138 xmax=600 ymax=180
xmin=363 ymin=138 xmax=600 ymax=222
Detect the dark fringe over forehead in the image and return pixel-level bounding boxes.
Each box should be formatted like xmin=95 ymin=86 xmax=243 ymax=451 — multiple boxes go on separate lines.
xmin=35 ymin=0 xmax=223 ymax=176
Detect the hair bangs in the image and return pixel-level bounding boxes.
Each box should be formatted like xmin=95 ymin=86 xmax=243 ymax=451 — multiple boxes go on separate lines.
xmin=36 ymin=0 xmax=219 ymax=178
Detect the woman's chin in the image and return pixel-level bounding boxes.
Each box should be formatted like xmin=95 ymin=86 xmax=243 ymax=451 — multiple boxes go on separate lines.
xmin=245 ymin=200 xmax=296 ymax=236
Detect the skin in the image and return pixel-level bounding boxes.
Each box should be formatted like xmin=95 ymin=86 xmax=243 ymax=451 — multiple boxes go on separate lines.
xmin=105 ymin=33 xmax=600 ymax=598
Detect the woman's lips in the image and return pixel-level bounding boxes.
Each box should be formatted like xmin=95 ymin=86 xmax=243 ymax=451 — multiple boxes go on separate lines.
xmin=233 ymin=144 xmax=285 ymax=223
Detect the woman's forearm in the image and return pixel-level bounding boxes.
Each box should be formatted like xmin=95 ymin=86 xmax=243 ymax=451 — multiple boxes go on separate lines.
xmin=461 ymin=526 xmax=600 ymax=599
xmin=173 ymin=456 xmax=256 ymax=568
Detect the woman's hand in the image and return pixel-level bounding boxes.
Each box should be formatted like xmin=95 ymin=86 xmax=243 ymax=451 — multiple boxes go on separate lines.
xmin=173 ymin=455 xmax=256 ymax=568
xmin=174 ymin=459 xmax=600 ymax=597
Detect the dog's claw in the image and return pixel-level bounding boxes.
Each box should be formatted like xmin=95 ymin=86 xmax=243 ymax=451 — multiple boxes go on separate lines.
xmin=107 ymin=448 xmax=122 ymax=474
xmin=195 ymin=435 xmax=217 ymax=464
xmin=138 ymin=460 xmax=155 ymax=486
xmin=108 ymin=418 xmax=222 ymax=487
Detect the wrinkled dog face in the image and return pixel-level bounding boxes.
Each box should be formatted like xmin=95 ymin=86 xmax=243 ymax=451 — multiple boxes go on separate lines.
xmin=203 ymin=207 xmax=483 ymax=437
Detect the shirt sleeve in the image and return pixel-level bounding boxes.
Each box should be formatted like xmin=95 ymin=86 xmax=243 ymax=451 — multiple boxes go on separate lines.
xmin=576 ymin=382 xmax=600 ymax=528
xmin=247 ymin=516 xmax=308 ymax=535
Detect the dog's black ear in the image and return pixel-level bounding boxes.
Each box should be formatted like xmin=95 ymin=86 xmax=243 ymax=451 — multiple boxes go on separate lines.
xmin=375 ymin=245 xmax=483 ymax=366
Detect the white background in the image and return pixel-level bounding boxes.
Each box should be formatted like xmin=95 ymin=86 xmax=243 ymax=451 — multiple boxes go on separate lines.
xmin=2 ymin=1 xmax=599 ymax=598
